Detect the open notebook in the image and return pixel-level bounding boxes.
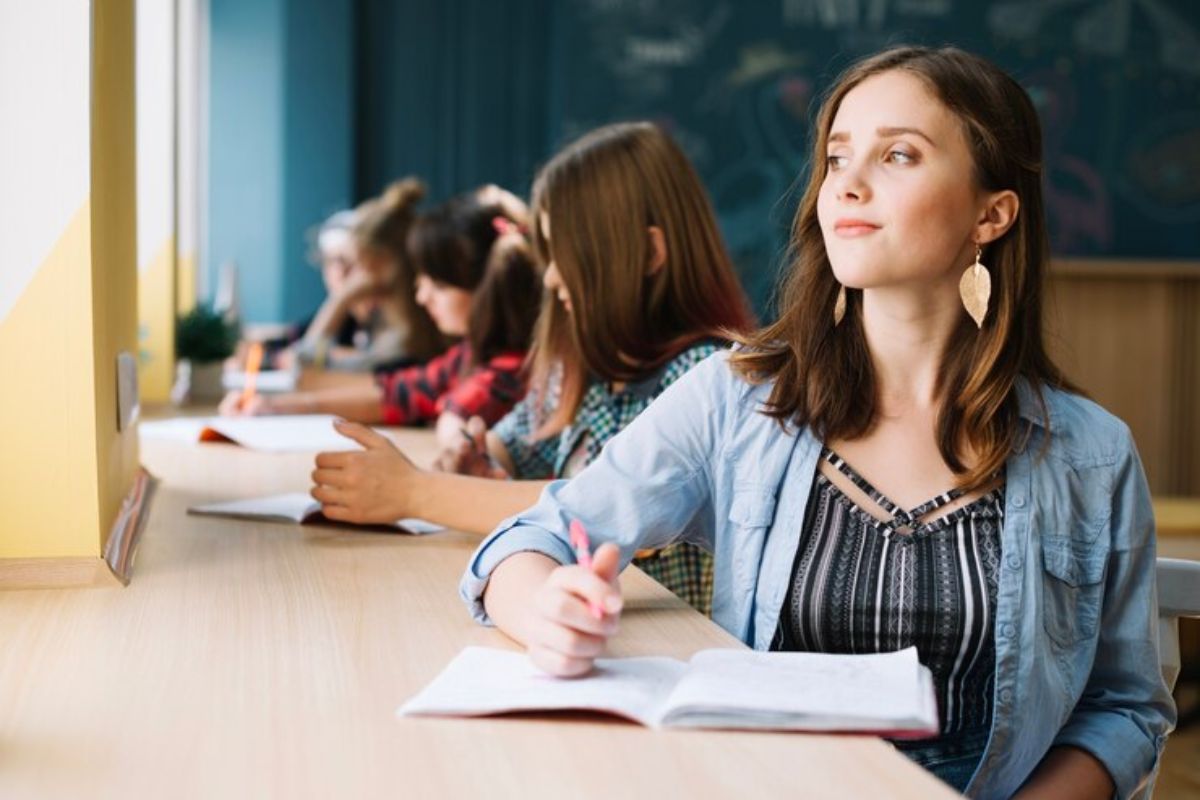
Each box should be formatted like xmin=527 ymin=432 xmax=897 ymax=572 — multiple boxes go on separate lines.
xmin=139 ymin=415 xmax=359 ymax=453
xmin=399 ymin=645 xmax=938 ymax=736
xmin=189 ymin=492 xmax=443 ymax=535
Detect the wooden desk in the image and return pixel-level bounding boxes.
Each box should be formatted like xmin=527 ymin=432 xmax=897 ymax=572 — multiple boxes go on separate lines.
xmin=0 ymin=430 xmax=956 ymax=799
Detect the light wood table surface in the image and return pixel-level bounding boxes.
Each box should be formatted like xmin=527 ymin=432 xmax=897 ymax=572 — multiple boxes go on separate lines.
xmin=0 ymin=427 xmax=958 ymax=799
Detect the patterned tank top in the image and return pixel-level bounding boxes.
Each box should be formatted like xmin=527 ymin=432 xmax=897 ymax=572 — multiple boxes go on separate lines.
xmin=772 ymin=448 xmax=1004 ymax=742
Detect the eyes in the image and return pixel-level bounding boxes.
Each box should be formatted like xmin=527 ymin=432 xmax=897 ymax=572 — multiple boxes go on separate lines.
xmin=825 ymin=147 xmax=918 ymax=171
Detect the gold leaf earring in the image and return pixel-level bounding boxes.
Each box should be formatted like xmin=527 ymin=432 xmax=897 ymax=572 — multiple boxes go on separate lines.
xmin=959 ymin=245 xmax=991 ymax=329
xmin=833 ymin=284 xmax=847 ymax=325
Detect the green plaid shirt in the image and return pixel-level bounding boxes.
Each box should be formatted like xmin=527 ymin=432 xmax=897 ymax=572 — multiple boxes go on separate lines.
xmin=493 ymin=341 xmax=722 ymax=614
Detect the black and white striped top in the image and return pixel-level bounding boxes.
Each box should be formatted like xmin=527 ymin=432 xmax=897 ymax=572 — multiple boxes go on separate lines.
xmin=772 ymin=448 xmax=1004 ymax=738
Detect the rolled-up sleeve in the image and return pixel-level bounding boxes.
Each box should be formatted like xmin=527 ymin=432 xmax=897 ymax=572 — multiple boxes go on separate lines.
xmin=1051 ymin=429 xmax=1176 ymax=799
xmin=458 ymin=351 xmax=735 ymax=625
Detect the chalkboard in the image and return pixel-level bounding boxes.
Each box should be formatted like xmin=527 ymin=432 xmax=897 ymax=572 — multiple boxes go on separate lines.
xmin=548 ymin=0 xmax=1200 ymax=311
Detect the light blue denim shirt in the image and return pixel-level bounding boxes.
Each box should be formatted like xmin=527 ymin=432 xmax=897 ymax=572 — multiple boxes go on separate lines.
xmin=460 ymin=351 xmax=1176 ymax=799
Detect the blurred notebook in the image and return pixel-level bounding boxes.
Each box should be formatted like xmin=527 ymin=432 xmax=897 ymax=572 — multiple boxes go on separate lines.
xmin=189 ymin=492 xmax=442 ymax=535
xmin=140 ymin=415 xmax=359 ymax=453
xmin=399 ymin=645 xmax=938 ymax=736
xmin=222 ymin=368 xmax=298 ymax=393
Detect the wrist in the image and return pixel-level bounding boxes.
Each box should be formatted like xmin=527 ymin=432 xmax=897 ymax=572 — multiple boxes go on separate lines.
xmin=396 ymin=465 xmax=432 ymax=520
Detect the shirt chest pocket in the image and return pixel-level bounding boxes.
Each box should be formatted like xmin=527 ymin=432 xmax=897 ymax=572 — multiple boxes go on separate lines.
xmin=727 ymin=486 xmax=778 ymax=586
xmin=1038 ymin=465 xmax=1112 ymax=648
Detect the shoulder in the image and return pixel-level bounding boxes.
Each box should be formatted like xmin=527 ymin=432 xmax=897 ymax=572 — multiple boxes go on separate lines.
xmin=652 ymin=347 xmax=766 ymax=416
xmin=1031 ymin=384 xmax=1135 ymax=469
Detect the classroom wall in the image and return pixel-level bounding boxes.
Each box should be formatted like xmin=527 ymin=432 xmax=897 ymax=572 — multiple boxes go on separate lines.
xmin=177 ymin=0 xmax=206 ymax=315
xmin=206 ymin=0 xmax=354 ymax=325
xmin=137 ymin=0 xmax=178 ymax=403
xmin=0 ymin=0 xmax=140 ymax=564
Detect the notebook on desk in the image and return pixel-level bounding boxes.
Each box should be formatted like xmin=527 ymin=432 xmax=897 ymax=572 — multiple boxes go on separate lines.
xmin=399 ymin=645 xmax=938 ymax=736
xmin=189 ymin=491 xmax=443 ymax=535
xmin=140 ymin=415 xmax=360 ymax=453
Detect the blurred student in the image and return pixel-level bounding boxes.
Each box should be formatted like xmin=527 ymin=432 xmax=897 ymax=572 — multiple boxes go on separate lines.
xmin=309 ymin=122 xmax=755 ymax=615
xmin=222 ymin=188 xmax=541 ymax=451
xmin=293 ymin=178 xmax=444 ymax=372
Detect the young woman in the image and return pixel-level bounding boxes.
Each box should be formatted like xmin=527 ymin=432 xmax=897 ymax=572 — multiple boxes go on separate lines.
xmin=459 ymin=48 xmax=1175 ymax=798
xmin=291 ymin=178 xmax=445 ymax=371
xmin=310 ymin=122 xmax=755 ymax=615
xmin=221 ymin=188 xmax=541 ymax=450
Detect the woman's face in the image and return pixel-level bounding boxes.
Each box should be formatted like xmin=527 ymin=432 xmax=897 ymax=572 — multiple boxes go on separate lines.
xmin=414 ymin=274 xmax=473 ymax=336
xmin=318 ymin=232 xmax=355 ymax=295
xmin=817 ymin=70 xmax=983 ymax=294
xmin=539 ymin=211 xmax=573 ymax=314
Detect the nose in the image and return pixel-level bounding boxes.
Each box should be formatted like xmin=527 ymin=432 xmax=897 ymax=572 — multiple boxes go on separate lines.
xmin=833 ymin=160 xmax=870 ymax=203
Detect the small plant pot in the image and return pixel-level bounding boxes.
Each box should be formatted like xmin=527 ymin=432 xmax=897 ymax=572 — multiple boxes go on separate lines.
xmin=171 ymin=359 xmax=226 ymax=405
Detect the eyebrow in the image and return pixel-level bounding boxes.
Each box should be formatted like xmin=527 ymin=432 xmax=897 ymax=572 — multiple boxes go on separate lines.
xmin=828 ymin=126 xmax=938 ymax=147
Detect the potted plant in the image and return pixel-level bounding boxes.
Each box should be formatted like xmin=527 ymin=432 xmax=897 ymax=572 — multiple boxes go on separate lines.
xmin=172 ymin=304 xmax=238 ymax=404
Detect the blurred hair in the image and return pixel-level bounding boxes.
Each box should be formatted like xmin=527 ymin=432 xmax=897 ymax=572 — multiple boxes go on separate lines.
xmin=352 ymin=178 xmax=444 ymax=361
xmin=407 ymin=190 xmax=541 ymax=365
xmin=527 ymin=121 xmax=755 ymax=437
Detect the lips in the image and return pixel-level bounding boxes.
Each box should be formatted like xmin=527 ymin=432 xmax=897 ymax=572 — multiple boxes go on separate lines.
xmin=834 ymin=218 xmax=881 ymax=237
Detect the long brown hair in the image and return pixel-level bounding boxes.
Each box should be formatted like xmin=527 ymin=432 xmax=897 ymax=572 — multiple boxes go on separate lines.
xmin=529 ymin=121 xmax=755 ymax=436
xmin=352 ymin=178 xmax=445 ymax=361
xmin=406 ymin=191 xmax=541 ymax=365
xmin=732 ymin=46 xmax=1075 ymax=491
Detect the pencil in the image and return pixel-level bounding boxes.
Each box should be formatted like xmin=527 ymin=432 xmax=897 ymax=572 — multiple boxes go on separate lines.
xmin=240 ymin=342 xmax=264 ymax=409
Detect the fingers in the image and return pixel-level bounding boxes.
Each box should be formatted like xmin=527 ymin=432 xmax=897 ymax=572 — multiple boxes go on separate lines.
xmin=529 ymin=645 xmax=595 ymax=678
xmin=314 ymin=451 xmax=351 ymax=469
xmin=218 ymin=391 xmax=242 ymax=417
xmin=311 ymin=467 xmax=343 ymax=487
xmin=465 ymin=415 xmax=487 ymax=445
xmin=331 ymin=419 xmax=391 ymax=450
xmin=544 ymin=567 xmax=623 ymax=631
xmin=318 ymin=502 xmax=356 ymax=523
xmin=310 ymin=484 xmax=348 ymax=506
xmin=590 ymin=542 xmax=622 ymax=584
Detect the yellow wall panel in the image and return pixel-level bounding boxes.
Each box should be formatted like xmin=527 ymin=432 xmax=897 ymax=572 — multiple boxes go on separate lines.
xmin=91 ymin=0 xmax=139 ymax=553
xmin=0 ymin=203 xmax=100 ymax=558
xmin=138 ymin=237 xmax=176 ymax=402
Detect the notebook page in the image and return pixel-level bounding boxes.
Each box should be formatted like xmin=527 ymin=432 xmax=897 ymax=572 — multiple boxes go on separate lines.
xmin=205 ymin=415 xmax=360 ymax=452
xmin=188 ymin=492 xmax=317 ymax=523
xmin=661 ymin=646 xmax=937 ymax=733
xmin=139 ymin=417 xmax=209 ymax=442
xmin=398 ymin=646 xmax=687 ymax=727
xmin=189 ymin=492 xmax=444 ymax=534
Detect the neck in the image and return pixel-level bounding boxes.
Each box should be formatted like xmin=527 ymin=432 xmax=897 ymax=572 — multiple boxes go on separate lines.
xmin=859 ymin=281 xmax=961 ymax=418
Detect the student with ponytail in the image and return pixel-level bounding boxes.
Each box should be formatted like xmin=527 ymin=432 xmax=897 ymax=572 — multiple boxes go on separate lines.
xmin=291 ymin=178 xmax=444 ymax=372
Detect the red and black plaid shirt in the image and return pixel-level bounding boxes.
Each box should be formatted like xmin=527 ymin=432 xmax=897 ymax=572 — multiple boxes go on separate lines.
xmin=375 ymin=342 xmax=526 ymax=426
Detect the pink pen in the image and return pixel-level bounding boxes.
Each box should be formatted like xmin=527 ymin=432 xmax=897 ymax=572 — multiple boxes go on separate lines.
xmin=568 ymin=520 xmax=604 ymax=620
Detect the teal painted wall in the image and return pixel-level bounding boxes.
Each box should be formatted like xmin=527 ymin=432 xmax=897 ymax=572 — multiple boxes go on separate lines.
xmin=207 ymin=0 xmax=353 ymax=324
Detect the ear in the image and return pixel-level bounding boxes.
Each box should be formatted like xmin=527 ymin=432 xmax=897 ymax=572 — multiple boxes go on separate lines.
xmin=974 ymin=189 xmax=1019 ymax=246
xmin=646 ymin=225 xmax=667 ymax=276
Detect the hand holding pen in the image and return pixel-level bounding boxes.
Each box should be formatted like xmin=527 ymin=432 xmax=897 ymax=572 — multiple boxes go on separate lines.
xmin=525 ymin=519 xmax=624 ymax=678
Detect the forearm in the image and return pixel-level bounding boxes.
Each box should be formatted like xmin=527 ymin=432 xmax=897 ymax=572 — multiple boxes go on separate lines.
xmin=1014 ymin=746 xmax=1114 ymax=800
xmin=482 ymin=551 xmax=560 ymax=646
xmin=300 ymin=295 xmax=352 ymax=349
xmin=408 ymin=472 xmax=549 ymax=534
xmin=268 ymin=385 xmax=385 ymax=422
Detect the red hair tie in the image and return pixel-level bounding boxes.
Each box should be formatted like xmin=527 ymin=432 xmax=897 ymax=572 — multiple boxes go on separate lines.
xmin=492 ymin=216 xmax=524 ymax=236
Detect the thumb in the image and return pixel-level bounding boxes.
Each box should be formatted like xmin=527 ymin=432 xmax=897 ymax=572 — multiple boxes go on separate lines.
xmin=465 ymin=415 xmax=488 ymax=448
xmin=591 ymin=542 xmax=622 ymax=585
xmin=333 ymin=419 xmax=391 ymax=450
